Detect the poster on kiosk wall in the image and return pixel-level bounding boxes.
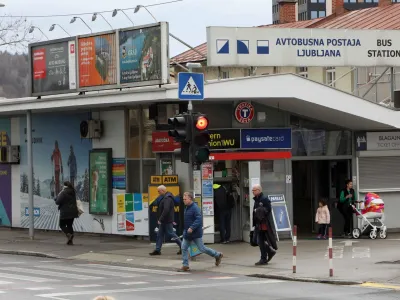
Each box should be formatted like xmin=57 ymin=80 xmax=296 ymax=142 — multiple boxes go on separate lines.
xmin=89 ymin=148 xmax=113 ymax=215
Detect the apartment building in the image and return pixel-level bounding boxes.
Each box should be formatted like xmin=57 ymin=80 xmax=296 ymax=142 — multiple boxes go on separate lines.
xmin=171 ymin=0 xmax=400 ymax=107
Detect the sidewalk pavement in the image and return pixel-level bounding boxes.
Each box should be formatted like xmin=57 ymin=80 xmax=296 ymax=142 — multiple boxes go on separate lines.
xmin=1 ymin=227 xmax=400 ymax=285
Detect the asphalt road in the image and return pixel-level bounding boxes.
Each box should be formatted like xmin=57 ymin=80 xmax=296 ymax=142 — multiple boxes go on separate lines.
xmin=0 ymin=254 xmax=398 ymax=300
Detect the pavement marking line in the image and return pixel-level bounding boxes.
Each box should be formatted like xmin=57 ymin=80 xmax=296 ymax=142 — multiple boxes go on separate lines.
xmin=361 ymin=282 xmax=400 ymax=290
xmin=73 ymin=284 xmax=103 ymax=288
xmin=36 ymin=280 xmax=283 ymax=299
xmin=34 ymin=265 xmax=146 ymax=278
xmin=0 ymin=272 xmax=59 ymax=282
xmin=74 ymin=263 xmax=188 ymax=275
xmin=39 ymin=261 xmax=59 ymax=263
xmin=0 ymin=267 xmax=103 ymax=281
xmin=0 ymin=291 xmax=5 ymax=294
xmin=25 ymin=287 xmax=54 ymax=291
xmin=0 ymin=262 xmax=25 ymax=265
xmin=165 ymin=279 xmax=194 ymax=282
xmin=0 ymin=280 xmax=12 ymax=285
xmin=208 ymin=276 xmax=237 ymax=280
xmin=119 ymin=282 xmax=149 ymax=285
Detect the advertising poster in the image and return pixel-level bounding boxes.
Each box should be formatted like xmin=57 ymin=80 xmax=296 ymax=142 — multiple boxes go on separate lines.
xmin=19 ymin=113 xmax=93 ymax=231
xmin=89 ymin=148 xmax=112 ymax=215
xmin=112 ymin=158 xmax=126 ymax=189
xmin=0 ymin=119 xmax=11 ymax=226
xmin=202 ymin=198 xmax=214 ymax=216
xmin=119 ymin=25 xmax=162 ymax=85
xmin=115 ymin=193 xmax=148 ymax=235
xmin=31 ymin=39 xmax=77 ymax=95
xmin=79 ymin=33 xmax=117 ymax=88
xmin=202 ymin=163 xmax=213 ymax=180
xmin=202 ymin=180 xmax=213 ymax=198
xmin=161 ymin=160 xmax=173 ymax=175
xmin=193 ymin=170 xmax=201 ymax=195
xmin=272 ymin=203 xmax=291 ymax=231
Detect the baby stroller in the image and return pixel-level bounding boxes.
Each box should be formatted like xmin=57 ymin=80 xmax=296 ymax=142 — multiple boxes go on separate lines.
xmin=352 ymin=192 xmax=387 ymax=240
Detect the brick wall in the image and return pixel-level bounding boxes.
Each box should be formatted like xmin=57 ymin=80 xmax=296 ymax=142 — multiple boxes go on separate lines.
xmin=278 ymin=0 xmax=297 ymax=23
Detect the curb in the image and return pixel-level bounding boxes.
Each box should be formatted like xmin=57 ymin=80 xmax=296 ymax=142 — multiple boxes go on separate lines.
xmin=247 ymin=274 xmax=363 ymax=285
xmin=0 ymin=249 xmax=62 ymax=259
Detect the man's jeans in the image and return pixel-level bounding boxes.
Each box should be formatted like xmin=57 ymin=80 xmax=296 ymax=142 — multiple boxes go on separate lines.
xmin=181 ymin=238 xmax=220 ymax=267
xmin=155 ymin=223 xmax=181 ymax=252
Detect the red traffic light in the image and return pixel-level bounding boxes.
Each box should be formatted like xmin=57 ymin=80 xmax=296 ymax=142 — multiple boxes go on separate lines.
xmin=195 ymin=116 xmax=208 ymax=130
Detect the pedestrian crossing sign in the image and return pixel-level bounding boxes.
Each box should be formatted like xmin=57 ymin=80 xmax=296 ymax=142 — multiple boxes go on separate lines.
xmin=178 ymin=72 xmax=204 ymax=101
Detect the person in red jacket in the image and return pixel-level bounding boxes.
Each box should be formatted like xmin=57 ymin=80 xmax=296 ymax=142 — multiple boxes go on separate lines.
xmin=51 ymin=140 xmax=63 ymax=196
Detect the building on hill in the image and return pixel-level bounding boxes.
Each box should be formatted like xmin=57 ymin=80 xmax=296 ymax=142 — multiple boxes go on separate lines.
xmin=171 ymin=0 xmax=400 ymax=106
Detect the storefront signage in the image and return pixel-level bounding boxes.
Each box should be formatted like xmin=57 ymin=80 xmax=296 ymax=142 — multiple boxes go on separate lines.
xmin=152 ymin=131 xmax=180 ymax=153
xmin=268 ymin=194 xmax=286 ymax=203
xmin=119 ymin=23 xmax=169 ymax=87
xmin=234 ymin=102 xmax=254 ymax=123
xmin=78 ymin=32 xmax=118 ymax=88
xmin=89 ymin=148 xmax=113 ymax=215
xmin=241 ymin=128 xmax=292 ymax=149
xmin=209 ymin=129 xmax=240 ymax=149
xmin=150 ymin=175 xmax=162 ymax=184
xmin=29 ymin=38 xmax=77 ymax=96
xmin=162 ymin=175 xmax=178 ymax=184
xmin=207 ymin=27 xmax=400 ymax=67
xmin=356 ymin=131 xmax=400 ymax=151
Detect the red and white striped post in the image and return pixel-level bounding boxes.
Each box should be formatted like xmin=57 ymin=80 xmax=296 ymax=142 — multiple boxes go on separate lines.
xmin=293 ymin=225 xmax=297 ymax=274
xmin=328 ymin=227 xmax=333 ymax=277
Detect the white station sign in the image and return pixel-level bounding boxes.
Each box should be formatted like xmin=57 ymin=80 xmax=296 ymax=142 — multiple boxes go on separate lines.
xmin=206 ymin=27 xmax=400 ymax=67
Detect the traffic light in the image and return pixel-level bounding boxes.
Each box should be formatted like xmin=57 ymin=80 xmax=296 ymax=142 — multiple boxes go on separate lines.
xmin=168 ymin=113 xmax=192 ymax=163
xmin=191 ymin=113 xmax=210 ymax=164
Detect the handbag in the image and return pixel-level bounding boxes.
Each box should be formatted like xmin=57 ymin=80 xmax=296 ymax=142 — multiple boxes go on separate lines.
xmin=250 ymin=228 xmax=259 ymax=247
xmin=76 ymin=199 xmax=84 ymax=216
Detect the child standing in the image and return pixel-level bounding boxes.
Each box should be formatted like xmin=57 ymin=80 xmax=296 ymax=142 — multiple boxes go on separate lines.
xmin=315 ymin=199 xmax=330 ymax=239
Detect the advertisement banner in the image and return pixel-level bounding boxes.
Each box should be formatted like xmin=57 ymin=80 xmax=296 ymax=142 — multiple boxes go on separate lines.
xmin=271 ymin=203 xmax=291 ymax=232
xmin=89 ymin=148 xmax=113 ymax=215
xmin=152 ymin=131 xmax=180 ymax=152
xmin=241 ymin=128 xmax=292 ymax=149
xmin=78 ymin=33 xmax=117 ymax=88
xmin=30 ymin=38 xmax=77 ymax=95
xmin=0 ymin=119 xmax=11 ymax=227
xmin=119 ymin=24 xmax=162 ymax=85
xmin=112 ymin=158 xmax=126 ymax=189
xmin=356 ymin=131 xmax=400 ymax=151
xmin=208 ymin=129 xmax=240 ymax=150
xmin=207 ymin=27 xmax=400 ymax=67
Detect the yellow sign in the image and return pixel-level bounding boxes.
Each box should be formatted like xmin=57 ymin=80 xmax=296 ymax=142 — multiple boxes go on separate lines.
xmin=162 ymin=175 xmax=178 ymax=184
xmin=142 ymin=193 xmax=149 ymax=204
xmin=194 ymin=197 xmax=202 ymax=210
xmin=117 ymin=194 xmax=125 ymax=213
xmin=148 ymin=185 xmax=180 ymax=205
xmin=0 ymin=131 xmax=6 ymax=146
xmin=151 ymin=176 xmax=162 ymax=184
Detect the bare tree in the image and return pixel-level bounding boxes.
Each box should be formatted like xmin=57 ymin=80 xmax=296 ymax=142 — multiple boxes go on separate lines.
xmin=0 ymin=17 xmax=36 ymax=51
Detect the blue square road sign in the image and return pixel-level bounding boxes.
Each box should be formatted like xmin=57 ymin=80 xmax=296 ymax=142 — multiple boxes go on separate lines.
xmin=178 ymin=72 xmax=204 ymax=101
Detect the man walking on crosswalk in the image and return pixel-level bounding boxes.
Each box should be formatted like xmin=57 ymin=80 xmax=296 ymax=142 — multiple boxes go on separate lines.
xmin=179 ymin=191 xmax=223 ymax=272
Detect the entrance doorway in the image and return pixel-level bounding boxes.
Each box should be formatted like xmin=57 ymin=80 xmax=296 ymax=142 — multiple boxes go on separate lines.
xmin=292 ymin=160 xmax=350 ymax=236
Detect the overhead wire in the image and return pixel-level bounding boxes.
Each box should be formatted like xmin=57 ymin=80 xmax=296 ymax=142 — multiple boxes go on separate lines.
xmin=0 ymin=0 xmax=182 ymax=18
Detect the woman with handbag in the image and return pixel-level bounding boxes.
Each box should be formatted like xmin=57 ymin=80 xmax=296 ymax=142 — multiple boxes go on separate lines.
xmin=55 ymin=181 xmax=79 ymax=245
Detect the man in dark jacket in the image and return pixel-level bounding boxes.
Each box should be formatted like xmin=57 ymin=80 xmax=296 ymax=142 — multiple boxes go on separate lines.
xmin=213 ymin=184 xmax=232 ymax=243
xmin=150 ymin=185 xmax=182 ymax=256
xmin=55 ymin=181 xmax=79 ymax=245
xmin=252 ymin=184 xmax=278 ymax=265
xmin=178 ymin=192 xmax=223 ymax=272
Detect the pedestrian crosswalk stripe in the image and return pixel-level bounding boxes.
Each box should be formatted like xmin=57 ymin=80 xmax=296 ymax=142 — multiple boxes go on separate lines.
xmin=0 ymin=272 xmax=58 ymax=282
xmin=35 ymin=265 xmax=144 ymax=278
xmin=0 ymin=280 xmax=12 ymax=285
xmin=73 ymin=284 xmax=103 ymax=288
xmin=208 ymin=276 xmax=237 ymax=280
xmin=1 ymin=267 xmax=103 ymax=280
xmin=119 ymin=282 xmax=148 ymax=285
xmin=25 ymin=287 xmax=54 ymax=291
xmin=165 ymin=279 xmax=194 ymax=282
xmin=74 ymin=264 xmax=186 ymax=275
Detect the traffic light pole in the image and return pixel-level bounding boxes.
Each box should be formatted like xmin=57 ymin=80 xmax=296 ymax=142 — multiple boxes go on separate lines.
xmin=187 ymin=67 xmax=194 ymax=192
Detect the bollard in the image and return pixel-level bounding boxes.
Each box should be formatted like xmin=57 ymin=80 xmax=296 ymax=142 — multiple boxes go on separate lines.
xmin=328 ymin=227 xmax=333 ymax=277
xmin=293 ymin=225 xmax=297 ymax=274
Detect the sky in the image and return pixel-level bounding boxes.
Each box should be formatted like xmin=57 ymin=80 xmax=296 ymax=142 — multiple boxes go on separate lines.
xmin=0 ymin=0 xmax=272 ymax=57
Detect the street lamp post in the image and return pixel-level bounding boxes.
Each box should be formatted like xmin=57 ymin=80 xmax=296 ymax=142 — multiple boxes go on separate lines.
xmin=49 ymin=24 xmax=71 ymax=36
xmin=92 ymin=13 xmax=113 ymax=30
xmin=70 ymin=16 xmax=92 ymax=33
xmin=134 ymin=5 xmax=158 ymax=22
xmin=112 ymin=9 xmax=134 ymax=26
xmin=29 ymin=26 xmax=49 ymax=40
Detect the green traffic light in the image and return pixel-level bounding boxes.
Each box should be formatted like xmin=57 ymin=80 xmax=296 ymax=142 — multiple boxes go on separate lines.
xmin=195 ymin=147 xmax=210 ymax=163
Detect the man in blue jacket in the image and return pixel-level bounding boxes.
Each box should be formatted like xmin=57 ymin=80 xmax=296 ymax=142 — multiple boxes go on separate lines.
xmin=179 ymin=191 xmax=223 ymax=272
